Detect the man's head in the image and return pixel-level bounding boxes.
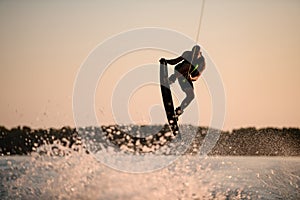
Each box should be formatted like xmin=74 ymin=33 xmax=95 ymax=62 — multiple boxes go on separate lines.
xmin=192 ymin=45 xmax=201 ymax=54
xmin=192 ymin=45 xmax=201 ymax=59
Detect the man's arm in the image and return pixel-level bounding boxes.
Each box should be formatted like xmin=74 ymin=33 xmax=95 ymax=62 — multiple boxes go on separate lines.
xmin=190 ymin=63 xmax=206 ymax=81
xmin=165 ymin=56 xmax=184 ymax=65
xmin=160 ymin=51 xmax=188 ymax=65
xmin=159 ymin=57 xmax=183 ymax=65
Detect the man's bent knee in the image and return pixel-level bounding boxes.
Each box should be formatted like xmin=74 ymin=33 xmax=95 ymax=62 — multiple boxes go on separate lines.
xmin=185 ymin=89 xmax=195 ymax=100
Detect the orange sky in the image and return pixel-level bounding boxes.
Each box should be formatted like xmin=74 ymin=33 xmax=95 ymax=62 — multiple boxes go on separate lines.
xmin=0 ymin=0 xmax=299 ymax=130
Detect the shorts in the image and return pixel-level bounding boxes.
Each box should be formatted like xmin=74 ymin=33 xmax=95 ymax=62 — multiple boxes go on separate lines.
xmin=175 ymin=63 xmax=189 ymax=75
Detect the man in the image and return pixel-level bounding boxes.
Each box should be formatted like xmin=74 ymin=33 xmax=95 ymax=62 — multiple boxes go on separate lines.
xmin=160 ymin=45 xmax=206 ymax=117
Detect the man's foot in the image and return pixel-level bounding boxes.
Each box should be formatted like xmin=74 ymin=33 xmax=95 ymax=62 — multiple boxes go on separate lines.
xmin=175 ymin=107 xmax=183 ymax=117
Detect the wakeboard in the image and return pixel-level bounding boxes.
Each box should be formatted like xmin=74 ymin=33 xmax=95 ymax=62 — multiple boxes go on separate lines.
xmin=160 ymin=60 xmax=179 ymax=136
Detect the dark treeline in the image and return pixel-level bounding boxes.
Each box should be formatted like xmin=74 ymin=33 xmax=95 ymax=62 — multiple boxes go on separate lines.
xmin=189 ymin=127 xmax=300 ymax=156
xmin=0 ymin=126 xmax=299 ymax=156
xmin=0 ymin=126 xmax=81 ymax=156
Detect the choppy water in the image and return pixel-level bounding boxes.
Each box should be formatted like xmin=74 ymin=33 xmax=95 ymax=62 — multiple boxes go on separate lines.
xmin=1 ymin=152 xmax=299 ymax=199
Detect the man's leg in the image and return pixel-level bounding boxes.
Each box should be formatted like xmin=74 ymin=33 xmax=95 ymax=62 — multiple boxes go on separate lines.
xmin=169 ymin=63 xmax=184 ymax=84
xmin=175 ymin=78 xmax=194 ymax=116
xmin=180 ymin=88 xmax=195 ymax=111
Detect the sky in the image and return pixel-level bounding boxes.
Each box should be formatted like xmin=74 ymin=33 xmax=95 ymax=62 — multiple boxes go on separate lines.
xmin=0 ymin=0 xmax=299 ymax=131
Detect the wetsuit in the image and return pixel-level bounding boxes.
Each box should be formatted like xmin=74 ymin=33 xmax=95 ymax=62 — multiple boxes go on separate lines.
xmin=174 ymin=51 xmax=205 ymax=91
